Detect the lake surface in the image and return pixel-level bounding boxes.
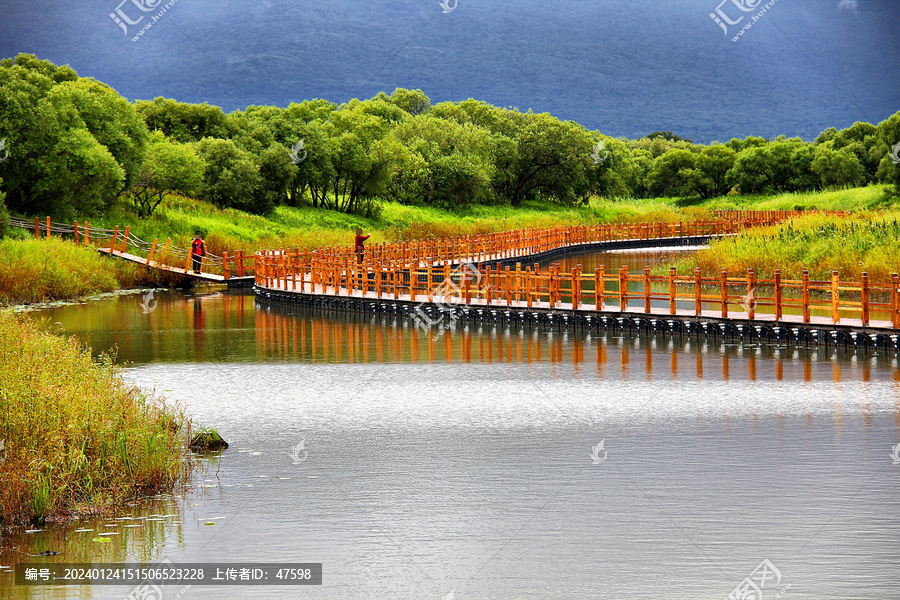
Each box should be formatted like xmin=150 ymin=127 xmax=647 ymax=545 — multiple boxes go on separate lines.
xmin=2 ymin=248 xmax=899 ymax=600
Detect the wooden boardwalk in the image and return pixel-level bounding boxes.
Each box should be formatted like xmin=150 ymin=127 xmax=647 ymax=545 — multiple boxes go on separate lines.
xmin=251 ymin=216 xmax=900 ymax=349
xmin=98 ymin=248 xmax=254 ymax=285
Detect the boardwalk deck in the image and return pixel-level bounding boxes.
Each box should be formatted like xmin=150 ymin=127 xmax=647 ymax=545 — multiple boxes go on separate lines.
xmin=257 ymin=276 xmax=896 ymax=334
xmin=98 ymin=248 xmax=254 ymax=285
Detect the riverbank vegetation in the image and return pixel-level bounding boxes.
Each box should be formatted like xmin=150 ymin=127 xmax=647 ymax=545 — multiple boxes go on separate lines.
xmin=0 ymin=237 xmax=176 ymax=305
xmin=665 ymin=211 xmax=900 ymax=282
xmin=0 ymin=312 xmax=190 ymax=527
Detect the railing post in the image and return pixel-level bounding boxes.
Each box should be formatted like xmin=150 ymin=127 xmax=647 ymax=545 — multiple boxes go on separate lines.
xmin=774 ymin=269 xmax=782 ymax=321
xmin=147 ymin=239 xmax=158 ymax=265
xmin=375 ymin=262 xmax=382 ymax=298
xmin=802 ymin=270 xmax=811 ymax=323
xmin=110 ymin=226 xmax=119 ymax=254
xmin=506 ymin=266 xmax=513 ymax=305
xmin=571 ymin=267 xmax=580 ymax=308
xmin=120 ymin=226 xmax=129 ymax=253
xmin=669 ymin=266 xmax=677 ymax=315
xmin=720 ymin=268 xmax=728 ymax=318
xmin=747 ymin=268 xmax=755 ymax=320
xmin=237 ymin=250 xmax=245 ymax=277
xmin=619 ymin=266 xmax=627 ymax=312
xmin=223 ymin=251 xmax=230 ymax=280
xmin=84 ymin=222 xmax=90 ymax=246
xmin=694 ymin=267 xmax=702 ymax=316
xmin=34 ymin=217 xmax=40 ymax=239
xmin=525 ymin=267 xmax=532 ymax=308
xmin=861 ymin=272 xmax=869 ymax=327
xmin=643 ymin=266 xmax=651 ymax=313
xmin=549 ymin=266 xmax=556 ymax=306
xmin=892 ymin=274 xmax=899 ymax=329
xmin=486 ymin=265 xmax=493 ymax=305
xmin=160 ymin=238 xmax=171 ymax=267
xmin=831 ymin=270 xmax=840 ymax=324
xmin=595 ymin=267 xmax=604 ymax=310
xmin=46 ymin=216 xmax=51 ymax=239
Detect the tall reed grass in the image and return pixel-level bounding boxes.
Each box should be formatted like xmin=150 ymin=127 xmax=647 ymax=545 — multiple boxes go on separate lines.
xmin=0 ymin=238 xmax=176 ymax=305
xmin=0 ymin=312 xmax=190 ymax=526
xmin=664 ymin=212 xmax=900 ymax=281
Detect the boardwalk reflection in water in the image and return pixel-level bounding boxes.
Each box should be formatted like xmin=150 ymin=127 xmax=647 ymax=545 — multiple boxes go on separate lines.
xmin=255 ymin=303 xmax=900 ymax=385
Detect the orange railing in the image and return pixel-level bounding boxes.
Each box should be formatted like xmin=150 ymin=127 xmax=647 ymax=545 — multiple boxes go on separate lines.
xmin=252 ymin=212 xmax=898 ymax=329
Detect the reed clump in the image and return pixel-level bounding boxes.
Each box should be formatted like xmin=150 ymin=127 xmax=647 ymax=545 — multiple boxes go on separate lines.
xmin=664 ymin=212 xmax=900 ymax=281
xmin=0 ymin=312 xmax=191 ymax=526
xmin=0 ymin=237 xmax=178 ymax=305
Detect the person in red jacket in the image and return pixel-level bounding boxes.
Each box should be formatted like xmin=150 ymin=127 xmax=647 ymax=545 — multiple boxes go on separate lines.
xmin=354 ymin=228 xmax=370 ymax=264
xmin=190 ymin=232 xmax=206 ymax=274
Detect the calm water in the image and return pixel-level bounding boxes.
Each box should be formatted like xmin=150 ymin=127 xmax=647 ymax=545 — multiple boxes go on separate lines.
xmin=2 ymin=248 xmax=899 ymax=600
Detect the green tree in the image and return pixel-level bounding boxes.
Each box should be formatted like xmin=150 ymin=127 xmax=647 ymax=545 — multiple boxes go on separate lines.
xmin=492 ymin=111 xmax=594 ymax=206
xmin=589 ymin=136 xmax=646 ymax=199
xmin=810 ymin=143 xmax=866 ymax=189
xmin=136 ymin=97 xmax=230 ymax=143
xmin=0 ymin=54 xmax=146 ymax=218
xmin=644 ymin=131 xmax=693 ymax=143
xmin=127 ymin=132 xmax=204 ymax=217
xmin=195 ymin=138 xmax=267 ymax=214
xmin=648 ymin=148 xmax=697 ymax=197
xmin=728 ymin=138 xmax=815 ymax=194
xmin=0 ymin=177 xmax=9 ymax=238
xmin=389 ymin=114 xmax=499 ymax=207
xmin=296 ymin=99 xmax=402 ymax=215
xmin=817 ymin=121 xmax=879 ymax=181
xmin=874 ymin=111 xmax=900 ymax=195
xmin=389 ymin=88 xmax=431 ymax=116
xmin=687 ymin=144 xmax=737 ymax=198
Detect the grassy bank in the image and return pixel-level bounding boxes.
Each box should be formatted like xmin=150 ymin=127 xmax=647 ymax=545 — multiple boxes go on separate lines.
xmin=663 ymin=211 xmax=900 ymax=282
xmin=3 ymin=185 xmax=895 ymax=304
xmin=0 ymin=312 xmax=190 ymax=526
xmin=0 ymin=238 xmax=179 ymax=305
xmin=82 ymin=184 xmax=894 ymax=257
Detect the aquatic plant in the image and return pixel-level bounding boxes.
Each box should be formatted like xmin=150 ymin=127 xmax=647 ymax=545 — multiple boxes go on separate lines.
xmin=0 ymin=312 xmax=191 ymax=526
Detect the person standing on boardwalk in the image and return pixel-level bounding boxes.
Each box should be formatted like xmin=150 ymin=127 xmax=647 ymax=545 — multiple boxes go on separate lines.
xmin=354 ymin=228 xmax=370 ymax=264
xmin=190 ymin=232 xmax=206 ymax=274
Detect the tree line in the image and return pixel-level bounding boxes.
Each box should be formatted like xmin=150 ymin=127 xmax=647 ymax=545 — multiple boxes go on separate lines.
xmin=0 ymin=54 xmax=898 ymax=221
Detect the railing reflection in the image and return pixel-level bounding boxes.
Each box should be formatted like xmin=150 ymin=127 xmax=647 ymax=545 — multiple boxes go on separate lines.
xmin=254 ymin=304 xmax=900 ymax=384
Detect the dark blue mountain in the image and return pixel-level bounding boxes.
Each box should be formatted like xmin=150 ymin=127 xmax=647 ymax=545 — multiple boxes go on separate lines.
xmin=1 ymin=0 xmax=897 ymax=143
